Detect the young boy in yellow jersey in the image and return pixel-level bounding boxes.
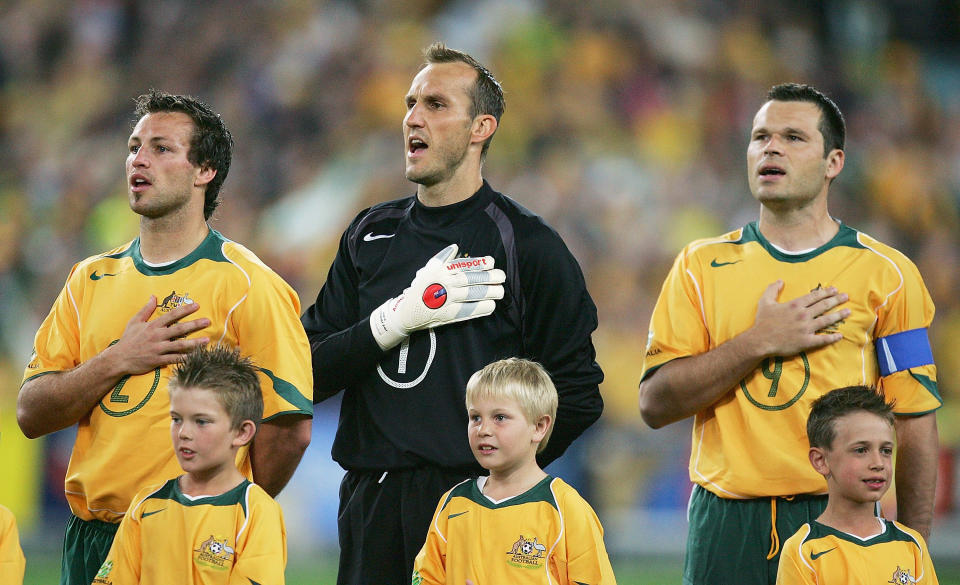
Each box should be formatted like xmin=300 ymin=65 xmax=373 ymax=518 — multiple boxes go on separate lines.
xmin=93 ymin=346 xmax=286 ymax=585
xmin=777 ymin=385 xmax=937 ymax=584
xmin=0 ymin=504 xmax=25 ymax=585
xmin=412 ymin=358 xmax=615 ymax=585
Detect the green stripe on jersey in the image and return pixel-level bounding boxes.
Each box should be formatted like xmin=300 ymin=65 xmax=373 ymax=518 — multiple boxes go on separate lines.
xmin=260 ymin=366 xmax=313 ymax=417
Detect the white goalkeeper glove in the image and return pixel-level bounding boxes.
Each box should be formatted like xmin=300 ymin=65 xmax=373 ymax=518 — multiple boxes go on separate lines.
xmin=370 ymin=244 xmax=506 ymax=350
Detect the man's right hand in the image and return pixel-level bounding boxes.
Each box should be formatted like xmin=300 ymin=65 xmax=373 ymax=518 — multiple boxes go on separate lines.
xmin=639 ymin=281 xmax=851 ymax=429
xmin=105 ymin=296 xmax=211 ymax=376
xmin=746 ymin=281 xmax=850 ymax=358
xmin=370 ymin=244 xmax=505 ymax=350
xmin=17 ymin=296 xmax=210 ymax=438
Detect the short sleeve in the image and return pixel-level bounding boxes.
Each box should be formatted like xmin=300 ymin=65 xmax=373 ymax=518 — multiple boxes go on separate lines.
xmin=411 ymin=491 xmax=450 ymax=585
xmin=775 ymin=533 xmax=817 ymax=585
xmin=0 ymin=506 xmax=25 ymax=585
xmin=640 ymin=248 xmax=711 ymax=381
xmin=92 ymin=488 xmax=147 ymax=584
xmin=231 ymin=486 xmax=287 ymax=584
xmin=234 ymin=268 xmax=313 ymax=420
xmin=874 ymin=257 xmax=939 ymax=415
xmin=22 ymin=268 xmax=83 ymax=384
xmin=560 ymin=489 xmax=617 ymax=585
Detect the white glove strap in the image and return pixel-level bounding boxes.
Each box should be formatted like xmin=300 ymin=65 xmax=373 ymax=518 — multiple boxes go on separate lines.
xmin=370 ymin=296 xmax=408 ymax=351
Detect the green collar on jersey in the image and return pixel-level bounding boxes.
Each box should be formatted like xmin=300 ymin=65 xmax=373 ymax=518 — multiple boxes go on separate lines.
xmin=107 ymin=228 xmax=232 ymax=276
xmin=147 ymin=477 xmax=253 ymax=514
xmin=739 ymin=222 xmax=864 ymax=263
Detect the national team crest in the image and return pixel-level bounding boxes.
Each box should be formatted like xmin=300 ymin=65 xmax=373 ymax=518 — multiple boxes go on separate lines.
xmin=194 ymin=535 xmax=235 ymax=571
xmin=158 ymin=290 xmax=195 ymax=313
xmin=889 ymin=566 xmax=917 ymax=584
xmin=507 ymin=534 xmax=547 ymax=569
xmin=91 ymin=560 xmax=113 ymax=583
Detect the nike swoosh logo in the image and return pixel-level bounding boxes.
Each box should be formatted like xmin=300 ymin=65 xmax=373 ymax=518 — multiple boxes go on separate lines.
xmin=90 ymin=271 xmax=118 ymax=280
xmin=710 ymin=258 xmax=742 ymax=268
xmin=363 ymin=232 xmax=395 ymax=241
xmin=810 ymin=547 xmax=836 ymax=560
xmin=142 ymin=508 xmax=166 ymax=518
xmin=448 ymin=511 xmax=469 ymax=519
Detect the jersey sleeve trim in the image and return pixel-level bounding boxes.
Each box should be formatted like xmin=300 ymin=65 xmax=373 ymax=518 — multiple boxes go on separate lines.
xmin=907 ymin=372 xmax=941 ymax=403
xmin=20 ymin=370 xmax=57 ymax=387
xmin=259 ymin=367 xmax=313 ymax=417
xmin=640 ymin=362 xmax=663 ymax=383
xmin=640 ymin=356 xmax=688 ymax=383
xmin=886 ymin=372 xmax=941 ymax=417
xmin=875 ymin=328 xmax=934 ymax=376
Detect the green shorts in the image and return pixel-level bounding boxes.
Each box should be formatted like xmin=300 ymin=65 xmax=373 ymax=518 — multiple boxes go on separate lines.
xmin=683 ymin=485 xmax=828 ymax=585
xmin=61 ymin=514 xmax=119 ymax=585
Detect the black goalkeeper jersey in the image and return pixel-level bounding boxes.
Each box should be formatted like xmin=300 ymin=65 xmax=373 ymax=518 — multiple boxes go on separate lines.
xmin=302 ymin=181 xmax=604 ymax=471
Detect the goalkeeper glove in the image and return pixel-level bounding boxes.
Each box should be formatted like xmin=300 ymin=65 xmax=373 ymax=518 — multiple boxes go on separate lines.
xmin=370 ymin=244 xmax=506 ymax=350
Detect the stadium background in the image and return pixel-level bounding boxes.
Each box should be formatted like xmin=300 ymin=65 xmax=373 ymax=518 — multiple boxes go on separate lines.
xmin=1 ymin=0 xmax=959 ymax=582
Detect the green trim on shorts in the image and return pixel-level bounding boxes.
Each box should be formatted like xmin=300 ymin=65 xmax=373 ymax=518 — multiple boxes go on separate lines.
xmin=61 ymin=515 xmax=119 ymax=585
xmin=683 ymin=485 xmax=827 ymax=585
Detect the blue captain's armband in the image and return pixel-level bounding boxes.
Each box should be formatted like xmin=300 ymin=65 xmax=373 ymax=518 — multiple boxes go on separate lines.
xmin=875 ymin=328 xmax=934 ymax=377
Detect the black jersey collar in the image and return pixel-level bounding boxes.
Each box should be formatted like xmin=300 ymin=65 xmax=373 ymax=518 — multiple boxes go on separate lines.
xmin=410 ymin=180 xmax=497 ymax=230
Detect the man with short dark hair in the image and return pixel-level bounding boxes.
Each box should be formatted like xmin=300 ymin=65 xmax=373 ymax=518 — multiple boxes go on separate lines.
xmin=302 ymin=43 xmax=604 ymax=585
xmin=638 ymin=83 xmax=940 ymax=585
xmin=18 ymin=90 xmax=313 ymax=585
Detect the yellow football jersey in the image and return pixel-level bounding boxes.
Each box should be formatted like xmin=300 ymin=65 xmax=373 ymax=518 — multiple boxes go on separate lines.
xmin=777 ymin=519 xmax=937 ymax=584
xmin=412 ymin=476 xmax=616 ymax=585
xmin=0 ymin=505 xmax=25 ymax=585
xmin=22 ymin=229 xmax=313 ymax=522
xmin=93 ymin=478 xmax=286 ymax=585
xmin=641 ymin=223 xmax=939 ymax=498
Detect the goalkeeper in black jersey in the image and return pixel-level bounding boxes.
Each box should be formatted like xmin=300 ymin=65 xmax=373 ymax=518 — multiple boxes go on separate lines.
xmin=301 ymin=43 xmax=604 ymax=585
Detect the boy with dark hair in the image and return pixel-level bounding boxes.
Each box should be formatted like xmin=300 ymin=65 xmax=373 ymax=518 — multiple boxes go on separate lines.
xmin=777 ymin=385 xmax=938 ymax=584
xmin=93 ymin=346 xmax=286 ymax=585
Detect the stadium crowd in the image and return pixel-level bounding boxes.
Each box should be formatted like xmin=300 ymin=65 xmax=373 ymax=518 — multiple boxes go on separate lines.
xmin=1 ymin=0 xmax=959 ymax=558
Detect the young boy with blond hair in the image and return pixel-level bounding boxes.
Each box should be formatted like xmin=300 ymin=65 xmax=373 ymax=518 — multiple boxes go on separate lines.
xmin=412 ymin=357 xmax=615 ymax=585
xmin=777 ymin=385 xmax=938 ymax=584
xmin=93 ymin=346 xmax=286 ymax=584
